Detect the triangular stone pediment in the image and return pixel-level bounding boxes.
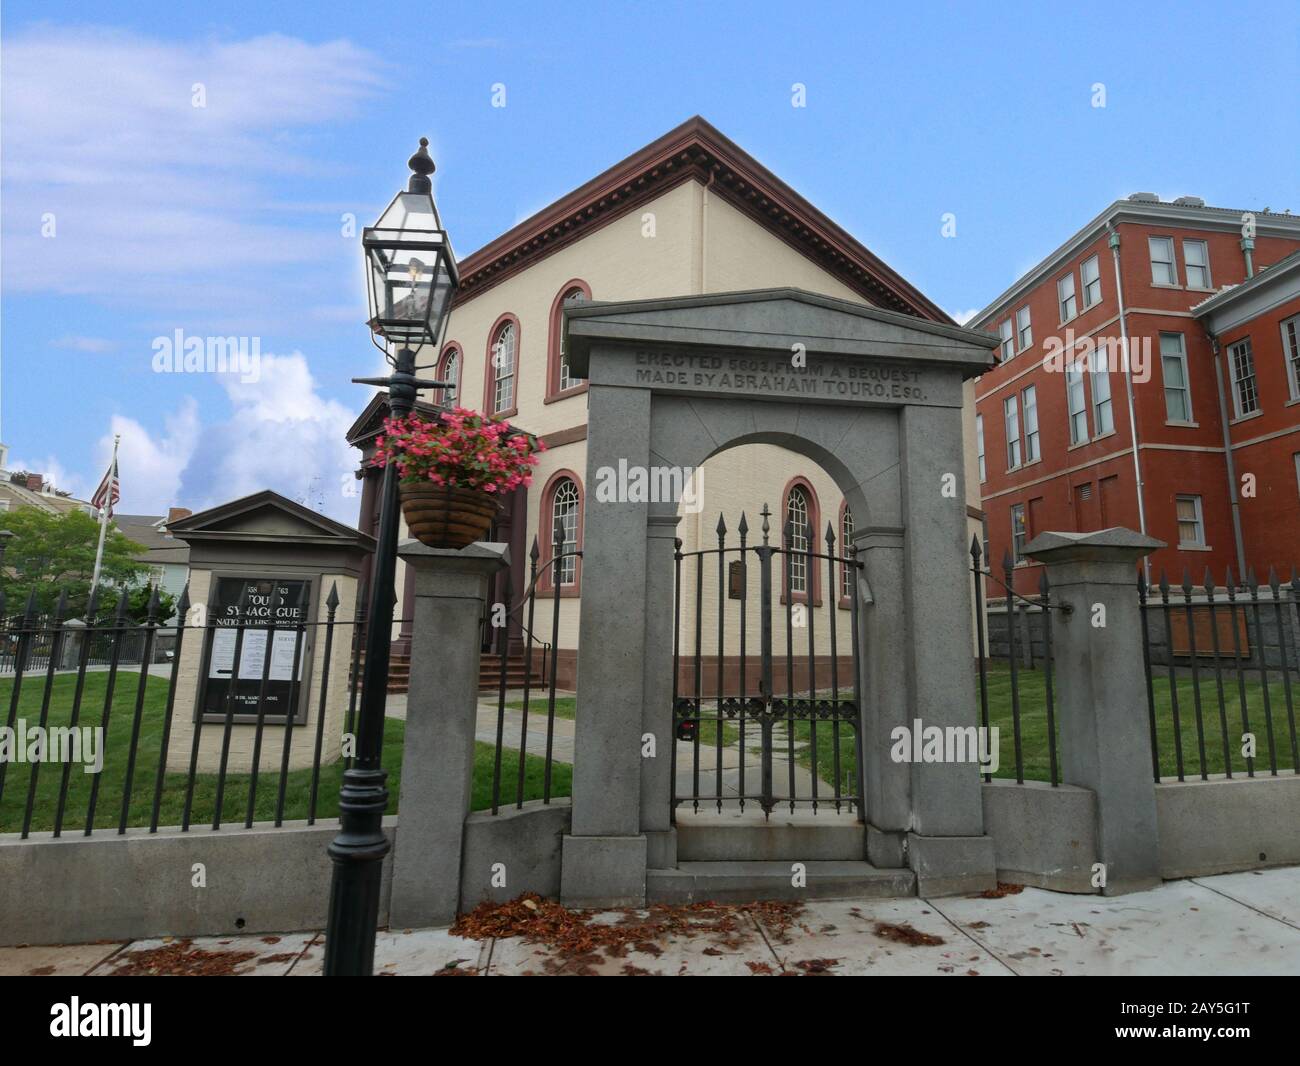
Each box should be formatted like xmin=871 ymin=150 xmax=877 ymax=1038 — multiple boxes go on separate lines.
xmin=169 ymin=490 xmax=374 ymax=550
xmin=565 ymin=288 xmax=997 ymax=378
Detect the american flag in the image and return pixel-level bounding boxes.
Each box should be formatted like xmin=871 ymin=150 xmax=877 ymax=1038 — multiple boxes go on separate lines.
xmin=91 ymin=454 xmax=120 ymax=516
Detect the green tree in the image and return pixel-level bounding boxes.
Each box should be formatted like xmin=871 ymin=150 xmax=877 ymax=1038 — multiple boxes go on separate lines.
xmin=0 ymin=508 xmax=149 ymax=618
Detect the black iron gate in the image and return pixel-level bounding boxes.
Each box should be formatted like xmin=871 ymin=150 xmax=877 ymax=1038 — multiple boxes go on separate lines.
xmin=671 ymin=504 xmax=866 ymax=819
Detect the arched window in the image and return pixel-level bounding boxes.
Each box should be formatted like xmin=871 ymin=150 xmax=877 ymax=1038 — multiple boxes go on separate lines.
xmin=488 ymin=319 xmax=516 ymax=414
xmin=839 ymin=504 xmax=855 ymax=604
xmin=437 ymin=345 xmax=459 ymax=406
xmin=787 ymin=486 xmax=811 ymax=594
xmin=547 ymin=280 xmax=593 ymax=401
xmin=541 ymin=470 xmax=583 ymax=592
xmin=552 ymin=478 xmax=580 ymax=585
xmin=558 ymin=288 xmax=587 ymax=391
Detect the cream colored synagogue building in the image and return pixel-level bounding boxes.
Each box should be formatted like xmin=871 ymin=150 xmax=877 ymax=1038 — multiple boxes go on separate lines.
xmin=350 ymin=117 xmax=985 ymax=691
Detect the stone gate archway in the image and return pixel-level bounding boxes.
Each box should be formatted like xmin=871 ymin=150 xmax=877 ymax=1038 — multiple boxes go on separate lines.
xmin=559 ymin=288 xmax=999 ymax=904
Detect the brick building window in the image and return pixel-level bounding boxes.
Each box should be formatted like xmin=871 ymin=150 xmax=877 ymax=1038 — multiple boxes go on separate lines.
xmin=1081 ymin=254 xmax=1102 ymax=308
xmin=1016 ymin=306 xmax=1033 ymax=351
xmin=1057 ymin=273 xmax=1077 ymax=321
xmin=839 ymin=504 xmax=855 ymax=602
xmin=1091 ymin=359 xmax=1114 ymax=435
xmin=1022 ymin=386 xmax=1040 ymax=462
xmin=1010 ymin=503 xmax=1027 ymax=563
xmin=1183 ymin=239 xmax=1212 ymax=289
xmin=1149 ymin=237 xmax=1176 ymax=286
xmin=1282 ymin=314 xmax=1300 ymax=401
xmin=437 ymin=345 xmax=459 ymax=405
xmin=1161 ymin=333 xmax=1192 ymax=421
xmin=490 ymin=320 xmax=517 ymax=414
xmin=1176 ymin=495 xmax=1205 ymax=548
xmin=551 ymin=477 xmax=580 ymax=585
xmin=1004 ymin=394 xmax=1021 ymax=468
xmin=786 ymin=485 xmax=811 ymax=594
xmin=999 ymin=319 xmax=1014 ymax=361
xmin=976 ymin=414 xmax=986 ymax=482
xmin=1229 ymin=338 xmax=1259 ymax=417
xmin=1066 ymin=363 xmax=1088 ymax=444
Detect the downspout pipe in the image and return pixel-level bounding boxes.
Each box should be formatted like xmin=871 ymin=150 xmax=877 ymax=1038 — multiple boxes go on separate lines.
xmin=1241 ymin=236 xmax=1256 ymax=280
xmin=1206 ymin=331 xmax=1250 ymax=582
xmin=1109 ymin=224 xmax=1151 ymax=585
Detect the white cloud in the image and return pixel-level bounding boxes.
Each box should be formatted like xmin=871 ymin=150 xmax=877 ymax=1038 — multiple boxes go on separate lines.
xmin=51 ymin=336 xmax=118 ymax=353
xmin=950 ymin=308 xmax=980 ymax=326
xmin=0 ymin=28 xmax=385 ymax=323
xmin=98 ymin=400 xmax=202 ymax=515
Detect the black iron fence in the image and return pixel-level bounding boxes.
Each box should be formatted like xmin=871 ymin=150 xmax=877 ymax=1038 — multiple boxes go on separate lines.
xmin=671 ymin=507 xmax=864 ymax=818
xmin=1138 ymin=567 xmax=1299 ymax=783
xmin=970 ymin=539 xmax=1062 ymax=786
xmin=483 ymin=536 xmax=576 ymax=815
xmin=0 ymin=582 xmax=366 ymax=839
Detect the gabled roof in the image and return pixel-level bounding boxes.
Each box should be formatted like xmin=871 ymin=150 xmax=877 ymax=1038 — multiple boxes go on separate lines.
xmin=168 ymin=490 xmax=374 ymax=551
xmin=565 ymin=287 xmax=997 ymax=380
xmin=1192 ymin=249 xmax=1300 ymax=331
xmin=453 ymin=116 xmax=949 ymax=322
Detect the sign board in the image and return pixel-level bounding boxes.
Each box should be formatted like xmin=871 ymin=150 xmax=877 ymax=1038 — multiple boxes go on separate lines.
xmin=198 ymin=576 xmax=312 ymax=723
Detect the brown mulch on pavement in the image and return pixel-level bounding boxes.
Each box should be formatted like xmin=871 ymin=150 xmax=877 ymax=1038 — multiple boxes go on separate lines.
xmin=106 ymin=939 xmax=260 ymax=977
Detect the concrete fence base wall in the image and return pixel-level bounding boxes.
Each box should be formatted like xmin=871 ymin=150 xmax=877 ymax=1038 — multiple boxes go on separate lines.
xmin=0 ymin=802 xmax=572 ymax=948
xmin=1155 ymin=774 xmax=1300 ymax=879
xmin=981 ymin=780 xmax=1098 ymax=892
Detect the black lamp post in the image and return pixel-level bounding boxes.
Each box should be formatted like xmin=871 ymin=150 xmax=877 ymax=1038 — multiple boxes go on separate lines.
xmin=324 ymin=137 xmax=458 ymax=976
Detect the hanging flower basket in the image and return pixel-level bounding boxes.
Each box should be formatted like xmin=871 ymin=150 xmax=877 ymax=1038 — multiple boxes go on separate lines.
xmin=372 ymin=406 xmax=544 ymax=550
xmin=399 ymin=484 xmax=500 ymax=549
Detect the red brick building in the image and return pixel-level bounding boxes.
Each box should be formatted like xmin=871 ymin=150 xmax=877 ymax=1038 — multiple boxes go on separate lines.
xmin=972 ymin=195 xmax=1300 ymax=596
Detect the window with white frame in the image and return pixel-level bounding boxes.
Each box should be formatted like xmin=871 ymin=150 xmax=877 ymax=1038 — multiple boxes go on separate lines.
xmin=1282 ymin=314 xmax=1300 ymax=401
xmin=1149 ymin=237 xmax=1176 ymax=285
xmin=1016 ymin=306 xmax=1032 ymax=351
xmin=1175 ymin=494 xmax=1205 ymax=548
xmin=1004 ymin=394 xmax=1021 ymax=468
xmin=786 ymin=486 xmax=811 ymax=594
xmin=1294 ymin=453 xmax=1300 ymax=498
xmin=840 ymin=506 xmax=855 ymax=600
xmin=1090 ymin=347 xmax=1113 ymax=435
xmin=557 ymin=287 xmax=588 ymax=391
xmin=1022 ymin=386 xmax=1040 ymax=462
xmin=1228 ymin=338 xmax=1259 ymax=417
xmin=1160 ymin=333 xmax=1192 ymax=421
xmin=491 ymin=321 xmax=516 ymax=413
xmin=1057 ymin=273 xmax=1077 ymax=321
xmin=1183 ymin=239 xmax=1211 ymax=289
xmin=1081 ymin=254 xmax=1102 ymax=308
xmin=439 ymin=349 xmax=459 ymax=405
xmin=999 ymin=319 xmax=1014 ymax=361
xmin=976 ymin=414 xmax=986 ymax=483
xmin=1066 ymin=362 xmax=1088 ymax=444
xmin=551 ymin=477 xmax=580 ymax=584
xmin=1010 ymin=503 xmax=1027 ymax=563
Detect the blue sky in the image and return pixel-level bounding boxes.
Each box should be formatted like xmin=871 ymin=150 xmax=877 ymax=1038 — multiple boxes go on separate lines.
xmin=2 ymin=0 xmax=1296 ymax=520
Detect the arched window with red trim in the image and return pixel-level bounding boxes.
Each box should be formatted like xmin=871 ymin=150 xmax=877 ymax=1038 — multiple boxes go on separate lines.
xmin=546 ymin=280 xmax=592 ymax=401
xmin=541 ymin=470 xmax=584 ymax=593
xmin=437 ymin=344 xmax=460 ymax=406
xmin=838 ymin=501 xmax=855 ymax=606
xmin=484 ymin=315 xmax=519 ymax=415
xmin=781 ymin=477 xmax=821 ymax=604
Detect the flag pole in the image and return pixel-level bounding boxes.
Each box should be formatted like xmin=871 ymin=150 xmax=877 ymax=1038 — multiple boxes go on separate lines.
xmin=90 ymin=434 xmax=119 ymax=591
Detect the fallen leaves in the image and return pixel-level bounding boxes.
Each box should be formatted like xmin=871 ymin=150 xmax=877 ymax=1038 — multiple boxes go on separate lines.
xmin=873 ymin=922 xmax=945 ymax=947
xmin=975 ymin=882 xmax=1025 ymax=899
xmin=107 ymin=940 xmax=259 ymax=977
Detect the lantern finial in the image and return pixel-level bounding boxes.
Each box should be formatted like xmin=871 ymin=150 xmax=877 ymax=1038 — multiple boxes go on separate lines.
xmin=408 ymin=137 xmax=435 ymax=193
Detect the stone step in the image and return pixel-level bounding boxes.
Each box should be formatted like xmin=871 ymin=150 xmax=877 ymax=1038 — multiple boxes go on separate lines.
xmin=647 ymin=861 xmax=914 ymax=904
xmin=676 ymin=818 xmax=867 ymax=862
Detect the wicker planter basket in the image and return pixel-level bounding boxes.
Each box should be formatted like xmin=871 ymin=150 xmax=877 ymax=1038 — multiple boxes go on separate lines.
xmin=399 ymin=483 xmax=500 ymax=549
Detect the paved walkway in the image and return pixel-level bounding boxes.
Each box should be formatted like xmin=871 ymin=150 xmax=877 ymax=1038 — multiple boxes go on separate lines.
xmin=6 ymin=866 xmax=1297 ymax=976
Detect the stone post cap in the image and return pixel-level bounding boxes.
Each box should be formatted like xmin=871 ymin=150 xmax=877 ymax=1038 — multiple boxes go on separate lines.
xmin=1025 ymin=527 xmax=1164 ymax=565
xmin=398 ymin=539 xmax=511 ymax=571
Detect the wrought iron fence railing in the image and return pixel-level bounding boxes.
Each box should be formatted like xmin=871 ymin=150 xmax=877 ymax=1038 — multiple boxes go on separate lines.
xmin=1138 ymin=567 xmax=1299 ymax=783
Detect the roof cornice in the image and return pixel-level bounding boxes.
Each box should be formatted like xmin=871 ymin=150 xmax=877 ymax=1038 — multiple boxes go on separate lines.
xmin=451 ymin=116 xmax=948 ymax=322
xmin=973 ymin=199 xmax=1300 ymax=327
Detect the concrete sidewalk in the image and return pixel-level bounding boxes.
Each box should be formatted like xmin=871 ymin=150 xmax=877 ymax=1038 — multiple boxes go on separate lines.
xmin=5 ymin=866 xmax=1298 ymax=976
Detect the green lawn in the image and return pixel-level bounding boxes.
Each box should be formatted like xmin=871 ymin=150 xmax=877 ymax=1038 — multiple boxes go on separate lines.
xmin=0 ymin=672 xmax=567 ymax=834
xmin=786 ymin=662 xmax=1297 ymax=786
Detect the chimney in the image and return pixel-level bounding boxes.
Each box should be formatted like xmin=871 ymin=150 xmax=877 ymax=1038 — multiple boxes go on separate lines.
xmin=165 ymin=506 xmax=193 ymax=529
xmin=26 ymin=473 xmax=43 ymax=492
